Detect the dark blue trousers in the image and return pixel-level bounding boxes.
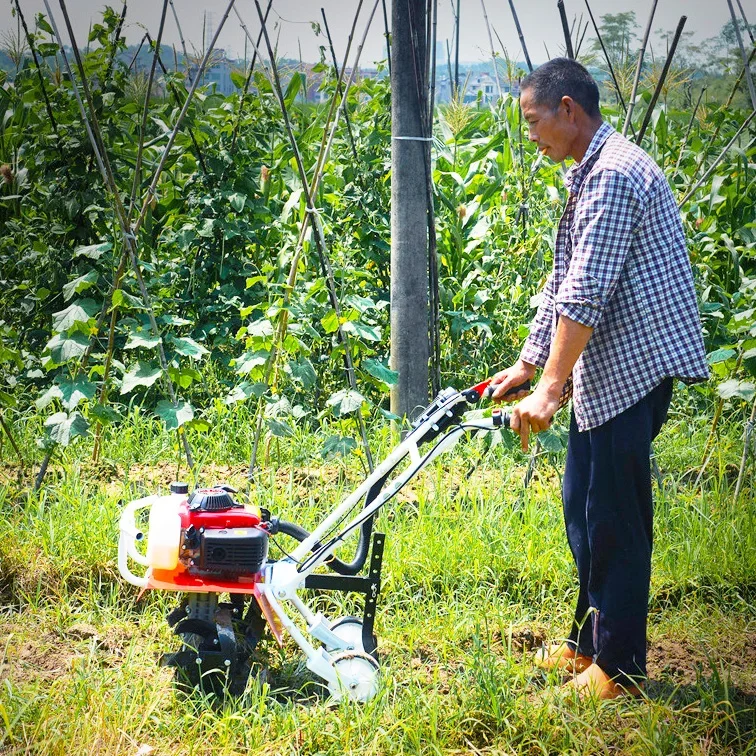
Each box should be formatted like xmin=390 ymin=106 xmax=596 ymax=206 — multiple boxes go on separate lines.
xmin=562 ymin=378 xmax=673 ymax=684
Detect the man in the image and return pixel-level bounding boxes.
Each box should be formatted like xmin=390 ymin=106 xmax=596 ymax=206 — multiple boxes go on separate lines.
xmin=488 ymin=58 xmax=708 ymax=699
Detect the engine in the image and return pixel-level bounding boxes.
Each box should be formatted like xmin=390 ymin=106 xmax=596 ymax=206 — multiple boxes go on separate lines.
xmin=147 ymin=483 xmax=269 ymax=579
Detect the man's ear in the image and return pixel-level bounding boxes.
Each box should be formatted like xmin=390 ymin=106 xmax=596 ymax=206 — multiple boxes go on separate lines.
xmin=561 ymin=96 xmax=576 ymax=120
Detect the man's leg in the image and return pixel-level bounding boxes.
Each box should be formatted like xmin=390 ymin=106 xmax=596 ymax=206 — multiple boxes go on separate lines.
xmin=562 ymin=410 xmax=596 ymax=658
xmin=585 ymin=378 xmax=673 ymax=685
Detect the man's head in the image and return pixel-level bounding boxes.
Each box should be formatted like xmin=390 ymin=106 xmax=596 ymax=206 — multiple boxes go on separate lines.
xmin=520 ymin=58 xmax=602 ymax=163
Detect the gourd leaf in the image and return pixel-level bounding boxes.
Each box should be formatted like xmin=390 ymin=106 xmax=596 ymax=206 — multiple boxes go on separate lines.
xmin=44 ymin=411 xmax=90 ymax=446
xmin=362 ymin=358 xmax=398 ymax=386
xmin=58 ymin=375 xmax=97 ymax=410
xmin=168 ymin=335 xmax=210 ymax=359
xmin=52 ymin=299 xmax=99 ymax=331
xmin=120 ymin=362 xmax=162 ymax=394
xmin=321 ymin=434 xmax=357 ymax=459
xmin=46 ymin=331 xmax=89 ymax=364
xmin=154 ymin=400 xmax=194 ymax=430
xmin=326 ymin=389 xmax=365 ymax=416
xmin=62 ymin=270 xmax=98 ymax=301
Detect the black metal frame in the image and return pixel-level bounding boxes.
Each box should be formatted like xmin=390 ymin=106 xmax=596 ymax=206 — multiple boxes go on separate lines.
xmin=304 ymin=531 xmax=385 ymax=658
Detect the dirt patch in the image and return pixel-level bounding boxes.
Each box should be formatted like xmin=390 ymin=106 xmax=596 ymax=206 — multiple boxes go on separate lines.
xmin=0 ymin=618 xmax=135 ymax=687
xmin=0 ymin=626 xmax=77 ymax=685
xmin=648 ymin=633 xmax=756 ymax=696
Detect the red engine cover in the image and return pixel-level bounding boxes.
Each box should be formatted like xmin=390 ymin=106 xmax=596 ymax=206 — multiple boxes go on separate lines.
xmin=178 ymin=502 xmax=263 ymax=530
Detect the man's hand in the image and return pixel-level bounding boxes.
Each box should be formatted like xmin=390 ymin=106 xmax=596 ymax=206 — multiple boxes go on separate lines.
xmin=510 ymin=384 xmax=561 ymax=452
xmin=488 ymin=359 xmax=537 ymax=402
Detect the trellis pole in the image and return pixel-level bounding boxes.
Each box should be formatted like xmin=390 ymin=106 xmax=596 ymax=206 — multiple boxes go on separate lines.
xmin=391 ymin=0 xmax=430 ymax=420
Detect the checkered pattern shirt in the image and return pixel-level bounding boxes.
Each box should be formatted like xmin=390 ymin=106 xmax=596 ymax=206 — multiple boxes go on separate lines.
xmin=520 ymin=122 xmax=709 ymax=431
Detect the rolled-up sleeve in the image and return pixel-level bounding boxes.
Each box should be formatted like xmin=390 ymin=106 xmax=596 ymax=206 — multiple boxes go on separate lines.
xmin=520 ymin=273 xmax=555 ymax=368
xmin=555 ymin=169 xmax=641 ymax=328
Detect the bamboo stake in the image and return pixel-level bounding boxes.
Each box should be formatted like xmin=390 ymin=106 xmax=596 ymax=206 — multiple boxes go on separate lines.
xmin=574 ymin=16 xmax=589 ymax=58
xmin=13 ymin=0 xmax=60 ymax=144
xmin=623 ymin=0 xmax=658 ymax=137
xmin=480 ymin=0 xmax=502 ymax=100
xmin=104 ymin=0 xmax=127 ymax=83
xmin=454 ymin=0 xmax=460 ymax=95
xmin=381 ymin=0 xmax=391 ymax=75
xmin=557 ymin=0 xmax=574 ymax=59
xmin=129 ymin=0 xmax=169 ymax=217
xmin=127 ymin=32 xmax=147 ymax=70
xmin=692 ymin=47 xmax=755 ymax=177
xmin=506 ymin=0 xmax=533 ymax=73
xmin=0 ymin=412 xmax=25 ymax=469
xmin=734 ymin=0 xmax=754 ymax=44
xmin=321 ymin=8 xmax=360 ymax=164
xmin=583 ymin=0 xmax=629 ymax=118
xmin=55 ymin=0 xmax=195 ymax=468
xmin=168 ymin=0 xmax=190 ymax=76
xmin=247 ymin=0 xmax=378 ymax=475
xmin=132 ymin=0 xmax=237 ymax=238
xmin=726 ymin=0 xmax=756 ymax=111
xmin=733 ymin=397 xmax=755 ymax=500
xmin=446 ymin=39 xmax=453 ymax=89
xmin=678 ymin=110 xmax=756 ymax=208
xmin=674 ymin=85 xmax=706 ymax=172
xmin=33 ymin=451 xmax=52 ymax=492
xmin=636 ymin=15 xmax=686 ymax=144
xmin=44 ymin=0 xmax=217 ymax=470
xmin=230 ymin=0 xmax=273 ymax=154
xmin=146 ymin=31 xmax=208 ymax=174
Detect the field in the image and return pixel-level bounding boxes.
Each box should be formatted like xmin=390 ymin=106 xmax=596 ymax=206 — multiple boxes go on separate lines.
xmin=1 ymin=3 xmax=756 ymax=754
xmin=0 ymin=405 xmax=755 ymax=755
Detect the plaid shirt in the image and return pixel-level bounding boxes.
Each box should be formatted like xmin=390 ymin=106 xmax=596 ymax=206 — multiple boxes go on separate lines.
xmin=520 ymin=122 xmax=709 ymax=431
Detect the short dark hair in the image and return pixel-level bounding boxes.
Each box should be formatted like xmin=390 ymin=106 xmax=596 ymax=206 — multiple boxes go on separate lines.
xmin=521 ymin=58 xmax=600 ymax=118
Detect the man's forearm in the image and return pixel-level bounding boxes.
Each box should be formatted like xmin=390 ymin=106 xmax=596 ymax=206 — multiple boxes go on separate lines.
xmin=539 ymin=316 xmax=593 ymax=400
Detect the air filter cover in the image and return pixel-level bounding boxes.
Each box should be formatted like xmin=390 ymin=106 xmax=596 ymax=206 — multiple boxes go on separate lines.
xmin=188 ymin=488 xmax=237 ymax=512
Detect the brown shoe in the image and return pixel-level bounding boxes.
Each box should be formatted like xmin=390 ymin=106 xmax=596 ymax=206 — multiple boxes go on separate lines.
xmin=561 ymin=663 xmax=644 ymax=700
xmin=534 ymin=642 xmax=593 ymax=674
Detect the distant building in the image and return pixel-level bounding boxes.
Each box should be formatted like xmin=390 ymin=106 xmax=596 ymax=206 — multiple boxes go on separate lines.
xmin=187 ymin=50 xmax=239 ymax=97
xmin=435 ymin=73 xmax=520 ymax=104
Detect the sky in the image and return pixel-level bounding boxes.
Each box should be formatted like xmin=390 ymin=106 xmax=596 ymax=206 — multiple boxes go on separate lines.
xmin=1 ymin=1 xmax=741 ymax=68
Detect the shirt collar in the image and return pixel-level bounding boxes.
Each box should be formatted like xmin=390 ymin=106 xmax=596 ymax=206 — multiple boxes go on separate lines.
xmin=564 ymin=121 xmax=614 ymax=190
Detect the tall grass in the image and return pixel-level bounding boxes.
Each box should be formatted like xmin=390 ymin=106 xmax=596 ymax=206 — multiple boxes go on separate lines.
xmin=0 ymin=391 xmax=754 ymax=755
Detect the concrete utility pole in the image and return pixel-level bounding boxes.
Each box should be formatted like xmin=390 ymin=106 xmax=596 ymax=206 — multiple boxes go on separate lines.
xmin=390 ymin=0 xmax=429 ymax=420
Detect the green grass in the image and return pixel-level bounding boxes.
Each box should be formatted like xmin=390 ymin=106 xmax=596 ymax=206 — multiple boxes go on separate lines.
xmin=0 ymin=394 xmax=755 ymax=755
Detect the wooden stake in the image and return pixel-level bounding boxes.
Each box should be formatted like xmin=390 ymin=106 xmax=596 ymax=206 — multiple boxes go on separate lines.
xmin=726 ymin=0 xmax=756 ymax=111
xmin=230 ymin=0 xmax=273 ymax=154
xmin=674 ymin=85 xmax=706 ymax=172
xmin=636 ymin=15 xmax=686 ymax=143
xmin=251 ymin=0 xmax=378 ymax=470
xmin=557 ymin=0 xmax=574 ymax=59
xmin=507 ymin=0 xmax=533 ymax=73
xmin=129 ymin=0 xmax=169 ymax=217
xmin=678 ymin=109 xmax=756 ymax=208
xmin=623 ymin=0 xmax=658 ymax=137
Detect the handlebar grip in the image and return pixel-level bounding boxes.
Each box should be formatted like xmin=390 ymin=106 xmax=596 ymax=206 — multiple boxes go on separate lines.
xmin=486 ymin=379 xmax=531 ymax=399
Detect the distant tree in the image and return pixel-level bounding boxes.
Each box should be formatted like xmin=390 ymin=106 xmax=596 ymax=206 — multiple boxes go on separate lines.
xmin=591 ymin=11 xmax=639 ymax=105
xmin=594 ymin=12 xmax=638 ymax=69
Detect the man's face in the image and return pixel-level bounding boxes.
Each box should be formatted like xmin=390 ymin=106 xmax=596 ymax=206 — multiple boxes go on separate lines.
xmin=520 ymin=88 xmax=577 ymax=163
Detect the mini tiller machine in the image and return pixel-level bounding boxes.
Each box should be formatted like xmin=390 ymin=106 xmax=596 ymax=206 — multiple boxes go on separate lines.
xmin=118 ymin=379 xmax=526 ymax=702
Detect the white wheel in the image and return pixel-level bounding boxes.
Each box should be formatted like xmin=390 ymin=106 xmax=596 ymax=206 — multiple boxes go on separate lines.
xmin=327 ymin=651 xmax=380 ymax=703
xmin=325 ymin=617 xmax=365 ymax=653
